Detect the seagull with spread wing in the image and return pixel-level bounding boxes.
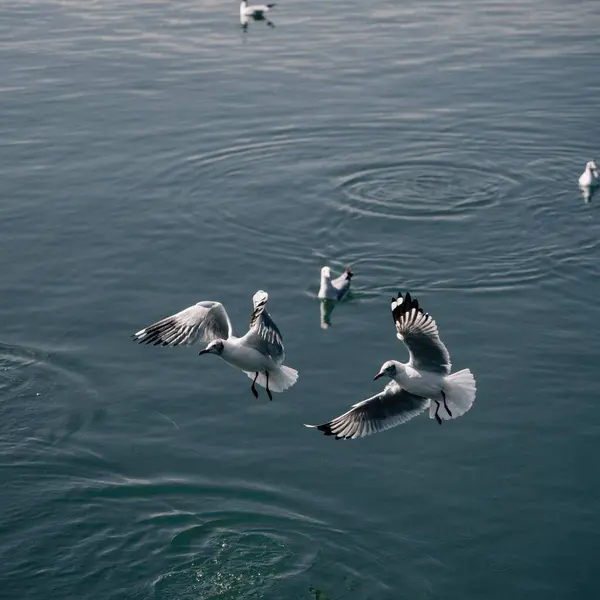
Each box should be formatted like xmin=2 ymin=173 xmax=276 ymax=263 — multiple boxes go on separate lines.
xmin=133 ymin=290 xmax=298 ymax=400
xmin=305 ymin=292 xmax=476 ymax=439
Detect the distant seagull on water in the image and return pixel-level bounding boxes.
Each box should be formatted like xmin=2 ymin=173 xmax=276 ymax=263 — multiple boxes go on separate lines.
xmin=305 ymin=292 xmax=476 ymax=439
xmin=133 ymin=290 xmax=298 ymax=400
xmin=579 ymin=160 xmax=599 ymax=188
xmin=318 ymin=266 xmax=353 ymax=301
xmin=240 ymin=0 xmax=276 ymax=30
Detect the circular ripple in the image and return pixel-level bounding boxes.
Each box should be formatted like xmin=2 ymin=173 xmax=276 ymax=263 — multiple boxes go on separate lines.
xmin=62 ymin=476 xmax=327 ymax=599
xmin=332 ymin=159 xmax=520 ymax=222
xmin=0 ymin=345 xmax=38 ymax=398
xmin=12 ymin=472 xmax=422 ymax=600
xmin=0 ymin=342 xmax=100 ymax=450
xmin=156 ymin=517 xmax=316 ymax=600
xmin=150 ymin=484 xmax=322 ymax=599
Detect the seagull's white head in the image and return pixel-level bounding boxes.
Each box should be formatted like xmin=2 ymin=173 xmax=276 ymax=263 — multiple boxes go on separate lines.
xmin=199 ymin=339 xmax=225 ymax=356
xmin=321 ymin=266 xmax=332 ymax=279
xmin=586 ymin=160 xmax=598 ymax=171
xmin=373 ymin=360 xmax=401 ymax=381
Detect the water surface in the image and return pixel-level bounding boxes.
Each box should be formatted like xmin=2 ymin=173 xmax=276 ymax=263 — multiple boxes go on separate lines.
xmin=1 ymin=1 xmax=600 ymax=598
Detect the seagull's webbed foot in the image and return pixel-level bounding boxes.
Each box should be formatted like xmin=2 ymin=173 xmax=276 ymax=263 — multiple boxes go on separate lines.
xmin=265 ymin=371 xmax=273 ymax=401
xmin=251 ymin=372 xmax=259 ymax=399
xmin=266 ymin=19 xmax=275 ymax=28
xmin=441 ymin=390 xmax=452 ymax=418
xmin=434 ymin=400 xmax=442 ymax=425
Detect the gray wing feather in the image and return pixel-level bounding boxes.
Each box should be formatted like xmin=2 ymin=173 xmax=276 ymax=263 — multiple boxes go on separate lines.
xmin=391 ymin=292 xmax=451 ymax=375
xmin=132 ymin=301 xmax=232 ymax=346
xmin=242 ymin=290 xmax=285 ymax=363
xmin=305 ymin=382 xmax=429 ymax=440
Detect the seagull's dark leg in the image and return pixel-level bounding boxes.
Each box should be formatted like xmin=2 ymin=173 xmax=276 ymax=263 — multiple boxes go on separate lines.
xmin=251 ymin=372 xmax=259 ymax=398
xmin=265 ymin=371 xmax=273 ymax=401
xmin=441 ymin=390 xmax=452 ymax=418
xmin=434 ymin=400 xmax=442 ymax=425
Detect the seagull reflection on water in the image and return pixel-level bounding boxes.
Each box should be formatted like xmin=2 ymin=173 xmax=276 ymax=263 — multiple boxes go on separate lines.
xmin=580 ymin=183 xmax=598 ymax=203
xmin=319 ymin=298 xmax=336 ymax=329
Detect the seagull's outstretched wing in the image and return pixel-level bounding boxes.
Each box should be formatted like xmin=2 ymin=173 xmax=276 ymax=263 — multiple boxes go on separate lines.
xmin=305 ymin=381 xmax=429 ymax=440
xmin=132 ymin=301 xmax=233 ymax=346
xmin=391 ymin=292 xmax=451 ymax=375
xmin=242 ymin=290 xmax=285 ymax=364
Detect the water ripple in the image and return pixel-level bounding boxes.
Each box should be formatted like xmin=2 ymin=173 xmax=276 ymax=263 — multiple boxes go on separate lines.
xmin=0 ymin=342 xmax=100 ymax=452
xmin=156 ymin=513 xmax=318 ymax=600
xmin=43 ymin=474 xmax=401 ymax=600
xmin=332 ymin=158 xmax=518 ymax=223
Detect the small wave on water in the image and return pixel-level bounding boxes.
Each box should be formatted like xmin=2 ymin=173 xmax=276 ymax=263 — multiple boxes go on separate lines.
xmin=0 ymin=342 xmax=100 ymax=453
xmin=331 ymin=157 xmax=518 ymax=223
xmin=155 ymin=512 xmax=318 ymax=599
xmin=38 ymin=474 xmax=403 ymax=600
xmin=116 ymin=98 xmax=600 ymax=313
xmin=120 ymin=479 xmax=323 ymax=599
xmin=136 ymin=130 xmax=327 ymax=268
xmin=313 ymin=124 xmax=600 ymax=302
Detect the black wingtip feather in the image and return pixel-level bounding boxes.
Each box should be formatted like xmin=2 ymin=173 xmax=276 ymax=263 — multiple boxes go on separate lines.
xmin=316 ymin=423 xmax=335 ymax=436
xmin=132 ymin=317 xmax=185 ymax=347
xmin=392 ymin=291 xmax=430 ymax=324
xmin=316 ymin=423 xmax=352 ymax=439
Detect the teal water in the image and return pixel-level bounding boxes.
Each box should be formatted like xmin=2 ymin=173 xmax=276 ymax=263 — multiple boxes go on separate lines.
xmin=1 ymin=1 xmax=600 ymax=598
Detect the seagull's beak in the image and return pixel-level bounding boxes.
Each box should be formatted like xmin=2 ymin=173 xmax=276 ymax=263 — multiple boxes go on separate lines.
xmin=373 ymin=371 xmax=385 ymax=381
xmin=198 ymin=349 xmax=210 ymax=356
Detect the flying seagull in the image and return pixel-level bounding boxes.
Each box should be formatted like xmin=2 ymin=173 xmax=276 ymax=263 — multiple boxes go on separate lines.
xmin=305 ymin=292 xmax=476 ymax=439
xmin=133 ymin=290 xmax=298 ymax=400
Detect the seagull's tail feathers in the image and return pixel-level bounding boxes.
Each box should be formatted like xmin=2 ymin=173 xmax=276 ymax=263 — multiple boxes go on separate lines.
xmin=435 ymin=368 xmax=476 ymax=420
xmin=244 ymin=364 xmax=298 ymax=393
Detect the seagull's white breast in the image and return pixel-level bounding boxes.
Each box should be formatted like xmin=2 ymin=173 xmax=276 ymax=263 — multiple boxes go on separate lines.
xmin=221 ymin=339 xmax=273 ymax=373
xmin=318 ymin=279 xmax=336 ymax=300
xmin=396 ymin=365 xmax=445 ymax=398
xmin=579 ymin=164 xmax=599 ymax=188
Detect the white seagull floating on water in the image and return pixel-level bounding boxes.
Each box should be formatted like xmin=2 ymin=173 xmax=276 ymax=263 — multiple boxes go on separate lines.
xmin=240 ymin=0 xmax=276 ymax=29
xmin=305 ymin=292 xmax=476 ymax=439
xmin=318 ymin=266 xmax=353 ymax=301
xmin=578 ymin=160 xmax=599 ymax=188
xmin=133 ymin=290 xmax=298 ymax=400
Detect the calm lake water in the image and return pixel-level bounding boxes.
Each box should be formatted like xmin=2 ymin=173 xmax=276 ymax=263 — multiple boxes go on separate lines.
xmin=1 ymin=0 xmax=600 ymax=598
